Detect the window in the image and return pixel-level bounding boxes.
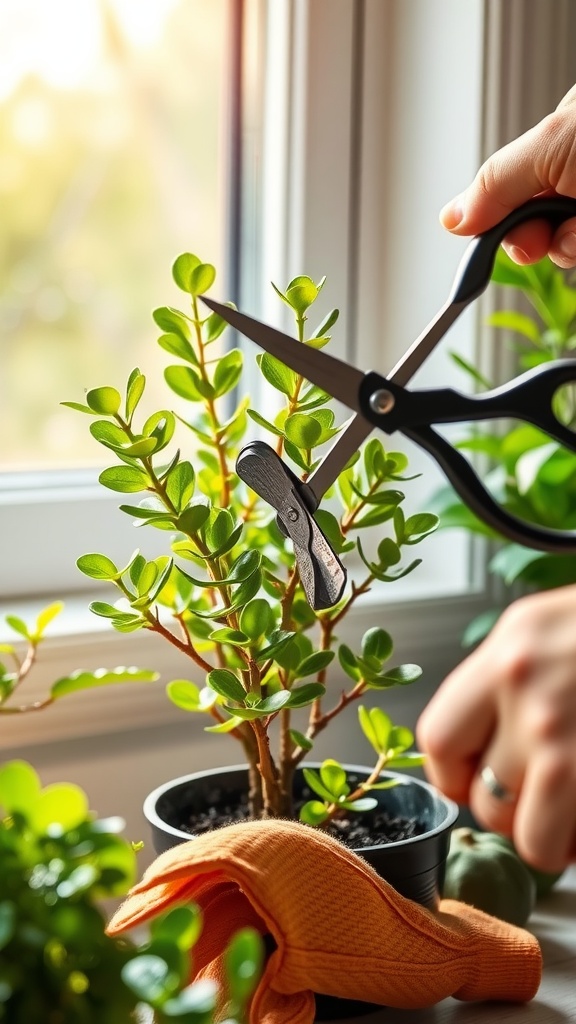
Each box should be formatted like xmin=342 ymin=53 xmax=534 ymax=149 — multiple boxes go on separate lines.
xmin=0 ymin=0 xmax=233 ymax=597
xmin=3 ymin=0 xmax=576 ymax=745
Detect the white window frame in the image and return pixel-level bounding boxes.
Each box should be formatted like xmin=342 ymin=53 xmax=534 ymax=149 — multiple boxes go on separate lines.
xmin=3 ymin=0 xmax=576 ymax=749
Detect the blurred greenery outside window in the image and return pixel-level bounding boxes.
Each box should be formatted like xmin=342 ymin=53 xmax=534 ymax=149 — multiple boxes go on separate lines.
xmin=0 ymin=0 xmax=230 ymax=472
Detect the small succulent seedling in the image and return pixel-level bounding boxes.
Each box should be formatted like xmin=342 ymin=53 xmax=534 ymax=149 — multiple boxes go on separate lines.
xmin=300 ymin=706 xmax=424 ymax=825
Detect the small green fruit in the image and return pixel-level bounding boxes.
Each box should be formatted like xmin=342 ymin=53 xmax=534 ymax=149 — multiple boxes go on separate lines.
xmin=442 ymin=827 xmax=537 ymax=926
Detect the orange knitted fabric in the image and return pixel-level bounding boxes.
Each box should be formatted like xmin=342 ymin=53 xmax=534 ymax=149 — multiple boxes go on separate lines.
xmin=108 ymin=819 xmax=541 ymax=1022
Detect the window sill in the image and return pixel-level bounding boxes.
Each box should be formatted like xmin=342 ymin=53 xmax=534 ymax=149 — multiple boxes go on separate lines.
xmin=0 ymin=585 xmax=491 ymax=751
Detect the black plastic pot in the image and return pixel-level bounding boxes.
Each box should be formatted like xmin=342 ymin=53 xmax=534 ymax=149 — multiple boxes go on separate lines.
xmin=143 ymin=762 xmax=458 ymax=909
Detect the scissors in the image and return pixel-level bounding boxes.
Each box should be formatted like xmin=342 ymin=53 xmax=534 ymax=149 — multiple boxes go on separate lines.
xmin=202 ymin=196 xmax=576 ymax=610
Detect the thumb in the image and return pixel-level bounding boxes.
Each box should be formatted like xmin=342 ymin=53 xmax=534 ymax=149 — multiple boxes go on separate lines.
xmin=440 ymin=111 xmax=576 ymax=235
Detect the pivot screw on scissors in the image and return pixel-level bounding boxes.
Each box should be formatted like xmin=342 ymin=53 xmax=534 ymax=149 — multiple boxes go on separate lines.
xmin=369 ymin=390 xmax=396 ymax=415
xmin=202 ymin=195 xmax=576 ymax=610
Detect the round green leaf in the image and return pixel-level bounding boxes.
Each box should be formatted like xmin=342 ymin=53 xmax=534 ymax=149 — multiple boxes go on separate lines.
xmin=404 ymin=512 xmax=439 ymax=540
xmin=99 ymin=466 xmax=149 ymax=493
xmin=319 ymin=759 xmax=348 ymax=798
xmin=86 ymin=386 xmax=121 ymax=415
xmin=341 ymin=797 xmax=378 ymax=813
xmin=256 ymin=690 xmax=291 ymax=714
xmin=151 ymin=905 xmax=203 ymax=951
xmin=29 ymin=783 xmax=89 ymax=834
xmin=161 ymin=978 xmax=218 ymax=1016
xmin=166 ymin=680 xmax=202 ymax=711
xmin=358 ymin=705 xmax=391 ymax=755
xmin=206 ymin=669 xmax=246 ymax=704
xmin=289 ymin=728 xmax=313 ymax=752
xmin=361 ymin=627 xmax=393 ymax=664
xmin=286 ymin=682 xmax=325 ymax=708
xmin=377 ymin=664 xmax=422 ymax=686
xmin=35 ymin=601 xmax=64 ymax=637
xmin=51 ymin=667 xmax=158 ymax=700
xmin=0 ymin=760 xmax=41 ymax=814
xmin=76 ymin=553 xmax=120 ymax=580
xmin=284 ymin=413 xmax=323 ymax=449
xmin=121 ymin=954 xmax=179 ymax=1002
xmin=164 ymin=365 xmax=204 ymax=401
xmin=153 ymin=305 xmax=191 ymax=341
xmin=299 ymin=800 xmax=329 ymax=825
xmin=177 ymin=503 xmax=211 ymax=535
xmin=239 ymin=598 xmax=274 ymax=640
xmin=285 ymin=276 xmax=318 ymax=314
xmin=259 ymin=353 xmax=297 ymax=395
xmin=302 ymin=767 xmax=337 ymax=803
xmin=224 ymin=927 xmax=264 ymax=1005
xmin=126 ymin=368 xmax=146 ymax=419
xmin=190 ymin=262 xmax=216 ymax=296
xmin=295 ymin=650 xmax=334 ymax=678
xmin=172 ymin=252 xmax=201 ymax=292
xmin=213 ymin=349 xmax=243 ymax=396
xmin=208 ymin=628 xmax=251 ymax=646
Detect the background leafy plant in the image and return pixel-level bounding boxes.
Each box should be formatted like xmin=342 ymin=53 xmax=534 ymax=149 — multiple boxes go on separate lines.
xmin=0 ymin=604 xmax=158 ymax=716
xmin=64 ymin=254 xmax=438 ymax=821
xmin=432 ymin=250 xmax=576 ymax=645
xmin=0 ymin=759 xmax=262 ymax=1023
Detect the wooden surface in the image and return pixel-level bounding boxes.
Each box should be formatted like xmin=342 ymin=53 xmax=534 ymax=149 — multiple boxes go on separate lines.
xmin=327 ymin=866 xmax=576 ymax=1024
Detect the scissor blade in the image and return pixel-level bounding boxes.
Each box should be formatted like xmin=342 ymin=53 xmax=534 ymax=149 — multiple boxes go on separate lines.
xmin=201 ymin=297 xmax=366 ymax=412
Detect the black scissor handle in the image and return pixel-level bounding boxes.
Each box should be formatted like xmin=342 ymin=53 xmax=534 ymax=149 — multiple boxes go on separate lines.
xmin=362 ymin=361 xmax=576 ymax=450
xmin=405 ymin=423 xmax=576 ymax=553
xmin=450 ymin=196 xmax=576 ymax=305
xmin=358 ymin=363 xmax=576 ymax=552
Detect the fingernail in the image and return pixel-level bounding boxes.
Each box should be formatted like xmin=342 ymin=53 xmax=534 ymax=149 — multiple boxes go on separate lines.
xmin=509 ymin=245 xmax=530 ymax=264
xmin=558 ymin=231 xmax=576 ymax=259
xmin=440 ymin=195 xmax=464 ymax=229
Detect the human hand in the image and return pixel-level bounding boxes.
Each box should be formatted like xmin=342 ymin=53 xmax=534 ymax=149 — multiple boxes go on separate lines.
xmin=416 ymin=585 xmax=576 ymax=873
xmin=440 ymin=84 xmax=576 ymax=267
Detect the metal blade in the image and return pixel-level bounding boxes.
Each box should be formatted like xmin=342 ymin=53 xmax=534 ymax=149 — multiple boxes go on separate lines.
xmin=387 ymin=299 xmax=466 ymax=387
xmin=306 ymin=413 xmax=373 ymax=499
xmin=201 ymin=296 xmax=366 ymax=412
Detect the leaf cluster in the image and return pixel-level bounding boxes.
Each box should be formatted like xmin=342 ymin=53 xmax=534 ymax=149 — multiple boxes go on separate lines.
xmin=0 ymin=760 xmax=262 ymax=1023
xmin=299 ymin=705 xmax=425 ymax=826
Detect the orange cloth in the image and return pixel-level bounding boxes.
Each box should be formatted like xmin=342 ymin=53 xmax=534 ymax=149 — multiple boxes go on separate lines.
xmin=108 ymin=819 xmax=541 ymax=1022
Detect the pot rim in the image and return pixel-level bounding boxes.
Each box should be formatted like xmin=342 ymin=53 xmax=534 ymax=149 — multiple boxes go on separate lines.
xmin=143 ymin=762 xmax=459 ymax=849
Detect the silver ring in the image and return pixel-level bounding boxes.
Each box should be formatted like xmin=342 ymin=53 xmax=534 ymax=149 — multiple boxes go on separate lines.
xmin=480 ymin=765 xmax=516 ymax=803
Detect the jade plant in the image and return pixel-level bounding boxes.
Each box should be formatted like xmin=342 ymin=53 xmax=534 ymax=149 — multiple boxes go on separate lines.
xmin=64 ymin=255 xmax=439 ymax=824
xmin=0 ymin=759 xmax=262 ymax=1023
xmin=432 ymin=250 xmax=576 ymax=645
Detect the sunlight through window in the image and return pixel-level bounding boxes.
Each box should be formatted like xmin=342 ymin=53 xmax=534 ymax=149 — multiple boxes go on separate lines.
xmin=0 ymin=0 xmax=229 ymax=469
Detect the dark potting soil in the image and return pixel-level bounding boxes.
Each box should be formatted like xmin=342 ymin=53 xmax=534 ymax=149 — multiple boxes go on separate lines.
xmin=177 ymin=790 xmax=424 ymax=849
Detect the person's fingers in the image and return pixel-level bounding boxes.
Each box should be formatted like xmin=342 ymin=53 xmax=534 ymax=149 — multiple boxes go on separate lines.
xmin=549 ymin=216 xmax=576 ymax=267
xmin=416 ymin=653 xmax=496 ymax=804
xmin=439 ymin=121 xmax=556 ymax=235
xmin=440 ymin=105 xmax=576 ymax=251
xmin=468 ymin=741 xmax=522 ymax=837
xmin=501 ymin=218 xmax=553 ymax=264
xmin=513 ymin=746 xmax=576 ymax=873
